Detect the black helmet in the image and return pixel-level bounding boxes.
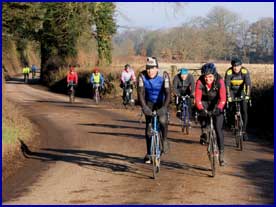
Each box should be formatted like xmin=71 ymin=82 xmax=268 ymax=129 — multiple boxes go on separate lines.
xmin=125 ymin=64 xmax=130 ymax=69
xmin=201 ymin=63 xmax=217 ymax=75
xmin=231 ymin=57 xmax=242 ymax=66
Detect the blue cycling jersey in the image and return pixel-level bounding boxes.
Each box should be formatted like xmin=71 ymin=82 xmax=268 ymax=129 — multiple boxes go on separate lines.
xmin=142 ymin=74 xmax=164 ymax=104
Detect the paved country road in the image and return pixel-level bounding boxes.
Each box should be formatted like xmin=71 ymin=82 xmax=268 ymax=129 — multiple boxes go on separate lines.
xmin=2 ymin=78 xmax=274 ymax=204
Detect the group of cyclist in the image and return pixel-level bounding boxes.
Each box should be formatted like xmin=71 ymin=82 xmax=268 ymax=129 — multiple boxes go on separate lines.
xmin=22 ymin=64 xmax=37 ymax=82
xmin=66 ymin=56 xmax=251 ymax=167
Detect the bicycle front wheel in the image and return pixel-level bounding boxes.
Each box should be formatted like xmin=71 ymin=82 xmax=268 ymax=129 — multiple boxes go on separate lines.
xmin=238 ymin=116 xmax=243 ymax=151
xmin=151 ymin=135 xmax=157 ymax=179
xmin=208 ymin=135 xmax=216 ymax=177
xmin=95 ymin=90 xmax=100 ymax=104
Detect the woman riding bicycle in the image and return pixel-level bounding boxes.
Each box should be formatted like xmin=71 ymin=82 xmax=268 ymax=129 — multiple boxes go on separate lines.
xmin=67 ymin=65 xmax=78 ymax=88
xmin=195 ymin=63 xmax=226 ymax=166
xmin=137 ymin=57 xmax=171 ymax=164
xmin=173 ymin=68 xmax=195 ymax=119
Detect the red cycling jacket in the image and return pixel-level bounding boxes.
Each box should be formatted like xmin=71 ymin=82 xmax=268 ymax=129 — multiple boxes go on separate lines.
xmin=195 ymin=74 xmax=226 ymax=111
xmin=67 ymin=71 xmax=78 ymax=84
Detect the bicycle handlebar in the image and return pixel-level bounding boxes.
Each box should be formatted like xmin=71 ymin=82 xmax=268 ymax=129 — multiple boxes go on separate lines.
xmin=227 ymin=96 xmax=252 ymax=108
xmin=180 ymin=95 xmax=190 ymax=100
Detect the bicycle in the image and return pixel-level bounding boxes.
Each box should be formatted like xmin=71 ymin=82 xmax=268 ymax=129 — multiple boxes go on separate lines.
xmin=206 ymin=111 xmax=219 ymax=177
xmin=68 ymin=81 xmax=76 ymax=103
xmin=149 ymin=110 xmax=163 ymax=179
xmin=179 ymin=95 xmax=191 ymax=134
xmin=123 ymin=81 xmax=135 ymax=109
xmin=31 ymin=70 xmax=36 ymax=79
xmin=227 ymin=97 xmax=251 ymax=151
xmin=93 ymin=83 xmax=101 ymax=104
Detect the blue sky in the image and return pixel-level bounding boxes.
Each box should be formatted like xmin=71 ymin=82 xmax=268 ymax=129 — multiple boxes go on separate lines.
xmin=115 ymin=2 xmax=274 ymax=31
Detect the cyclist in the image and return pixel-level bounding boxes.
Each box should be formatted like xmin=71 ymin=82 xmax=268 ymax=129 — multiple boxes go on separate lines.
xmin=173 ymin=68 xmax=195 ymax=119
xmin=195 ymin=63 xmax=226 ymax=166
xmin=225 ymin=57 xmax=251 ymax=141
xmin=31 ymin=64 xmax=37 ymax=79
xmin=22 ymin=65 xmax=30 ymax=82
xmin=90 ymin=67 xmax=104 ymax=95
xmin=137 ymin=57 xmax=171 ymax=164
xmin=120 ymin=64 xmax=136 ymax=104
xmin=67 ymin=65 xmax=78 ymax=89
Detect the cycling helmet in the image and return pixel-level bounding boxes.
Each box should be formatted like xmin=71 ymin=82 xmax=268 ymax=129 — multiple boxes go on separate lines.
xmin=94 ymin=67 xmax=99 ymax=73
xmin=201 ymin=63 xmax=217 ymax=75
xmin=180 ymin=68 xmax=188 ymax=75
xmin=125 ymin=64 xmax=130 ymax=69
xmin=231 ymin=57 xmax=242 ymax=66
xmin=146 ymin=57 xmax=158 ymax=69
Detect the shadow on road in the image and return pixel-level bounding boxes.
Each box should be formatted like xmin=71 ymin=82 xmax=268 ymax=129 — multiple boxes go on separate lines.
xmin=19 ymin=140 xmax=211 ymax=180
xmin=6 ymin=76 xmax=41 ymax=84
xmin=79 ymin=123 xmax=144 ymax=130
xmin=224 ymin=159 xmax=274 ymax=204
xmin=88 ymin=131 xmax=145 ymax=140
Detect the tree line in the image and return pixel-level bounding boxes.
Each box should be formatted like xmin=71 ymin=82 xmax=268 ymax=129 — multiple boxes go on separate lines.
xmin=2 ymin=2 xmax=116 ymax=82
xmin=113 ymin=6 xmax=274 ymax=64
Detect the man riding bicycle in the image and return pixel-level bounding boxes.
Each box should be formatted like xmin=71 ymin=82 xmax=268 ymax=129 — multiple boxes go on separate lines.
xmin=137 ymin=57 xmax=171 ymax=164
xmin=173 ymin=68 xmax=195 ymax=119
xmin=67 ymin=65 xmax=78 ymax=88
xmin=90 ymin=67 xmax=105 ymax=95
xmin=225 ymin=57 xmax=251 ymax=141
xmin=120 ymin=64 xmax=136 ymax=104
xmin=195 ymin=63 xmax=226 ymax=166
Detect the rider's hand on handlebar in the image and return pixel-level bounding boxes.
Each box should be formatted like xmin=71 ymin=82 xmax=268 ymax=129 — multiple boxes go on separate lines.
xmin=199 ymin=109 xmax=208 ymax=117
xmin=142 ymin=106 xmax=152 ymax=116
xmin=213 ymin=107 xmax=222 ymax=116
xmin=227 ymin=96 xmax=232 ymax=103
xmin=245 ymin=95 xmax=250 ymax=101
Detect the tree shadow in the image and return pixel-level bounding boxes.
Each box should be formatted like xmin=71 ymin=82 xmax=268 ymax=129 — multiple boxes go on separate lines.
xmin=224 ymin=159 xmax=274 ymax=204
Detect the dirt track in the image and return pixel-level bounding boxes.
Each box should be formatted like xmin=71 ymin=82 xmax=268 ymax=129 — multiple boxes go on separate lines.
xmin=2 ymin=78 xmax=274 ymax=204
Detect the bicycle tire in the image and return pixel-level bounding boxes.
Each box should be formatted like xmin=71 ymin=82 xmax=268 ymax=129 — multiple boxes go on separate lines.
xmin=239 ymin=116 xmax=243 ymax=151
xmin=185 ymin=108 xmax=190 ymax=135
xmin=151 ymin=135 xmax=157 ymax=179
xmin=208 ymin=133 xmax=216 ymax=177
xmin=234 ymin=117 xmax=239 ymax=148
xmin=181 ymin=111 xmax=185 ymax=133
xmin=69 ymin=88 xmax=74 ymax=103
xmin=95 ymin=89 xmax=100 ymax=104
xmin=186 ymin=124 xmax=189 ymax=135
